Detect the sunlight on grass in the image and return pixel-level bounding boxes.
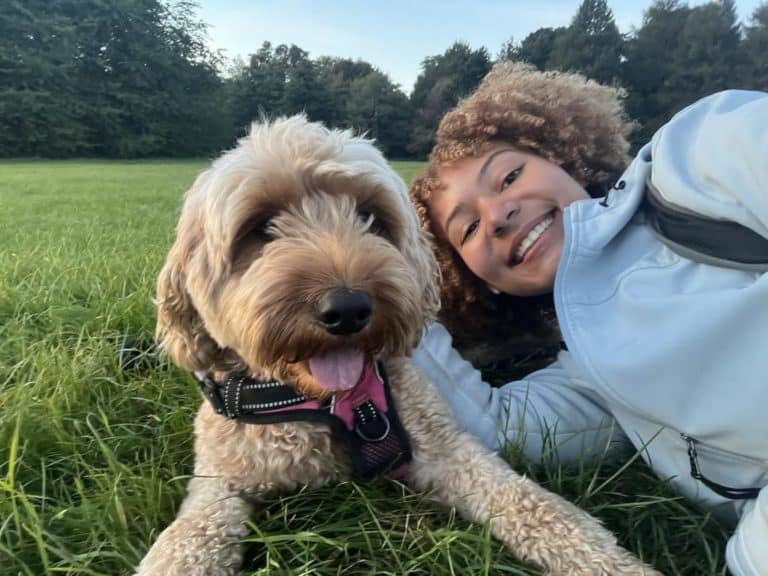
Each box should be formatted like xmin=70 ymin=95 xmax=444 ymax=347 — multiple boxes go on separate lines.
xmin=0 ymin=161 xmax=729 ymax=575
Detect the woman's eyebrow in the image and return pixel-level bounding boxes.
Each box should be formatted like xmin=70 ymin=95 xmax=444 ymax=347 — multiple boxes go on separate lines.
xmin=477 ymin=148 xmax=517 ymax=183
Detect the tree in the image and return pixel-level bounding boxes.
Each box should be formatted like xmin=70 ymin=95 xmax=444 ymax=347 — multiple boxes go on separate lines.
xmin=316 ymin=56 xmax=376 ymax=126
xmin=227 ymin=42 xmax=287 ymax=135
xmin=408 ymin=42 xmax=491 ymax=157
xmin=516 ymin=27 xmax=568 ymax=70
xmin=281 ymin=44 xmax=335 ymax=124
xmin=0 ymin=0 xmax=95 ymax=156
xmin=230 ymin=43 xmax=336 ymax=134
xmin=496 ymin=36 xmax=518 ymax=62
xmin=0 ymin=0 xmax=228 ymax=157
xmin=622 ymin=0 xmax=749 ymax=149
xmin=657 ymin=0 xmax=746 ymax=134
xmin=548 ymin=0 xmax=623 ymax=83
xmin=743 ymin=2 xmax=768 ymax=89
xmin=346 ymin=70 xmax=412 ymax=157
xmin=622 ymin=0 xmax=692 ymax=146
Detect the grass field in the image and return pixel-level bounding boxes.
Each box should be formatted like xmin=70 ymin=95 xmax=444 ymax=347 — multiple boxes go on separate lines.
xmin=0 ymin=160 xmax=730 ymax=575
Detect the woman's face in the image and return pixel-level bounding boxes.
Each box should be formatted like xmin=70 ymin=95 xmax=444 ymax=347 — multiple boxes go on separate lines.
xmin=428 ymin=144 xmax=589 ymax=296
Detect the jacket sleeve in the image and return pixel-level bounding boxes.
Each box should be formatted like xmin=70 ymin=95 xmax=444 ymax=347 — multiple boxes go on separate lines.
xmin=727 ymin=485 xmax=768 ymax=576
xmin=410 ymin=322 xmax=629 ymax=463
xmin=651 ymin=89 xmax=768 ymax=238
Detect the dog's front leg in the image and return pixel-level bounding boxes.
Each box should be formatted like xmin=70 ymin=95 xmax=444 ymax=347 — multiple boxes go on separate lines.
xmin=134 ymin=476 xmax=251 ymax=576
xmin=388 ymin=359 xmax=660 ymax=576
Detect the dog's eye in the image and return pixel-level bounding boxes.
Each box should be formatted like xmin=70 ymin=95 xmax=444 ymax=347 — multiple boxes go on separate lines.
xmin=249 ymin=219 xmax=275 ymax=242
xmin=357 ymin=210 xmax=389 ymax=238
xmin=231 ymin=217 xmax=275 ymax=271
xmin=237 ymin=215 xmax=276 ymax=244
xmin=233 ymin=217 xmax=273 ymax=252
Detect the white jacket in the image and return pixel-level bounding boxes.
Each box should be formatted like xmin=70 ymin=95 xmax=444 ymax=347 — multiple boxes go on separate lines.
xmin=412 ymin=90 xmax=768 ymax=574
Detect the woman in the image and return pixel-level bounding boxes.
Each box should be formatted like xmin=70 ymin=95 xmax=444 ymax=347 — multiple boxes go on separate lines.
xmin=410 ymin=62 xmax=768 ymax=576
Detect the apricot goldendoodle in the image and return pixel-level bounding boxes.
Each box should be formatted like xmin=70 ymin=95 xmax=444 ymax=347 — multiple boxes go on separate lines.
xmin=135 ymin=116 xmax=656 ymax=575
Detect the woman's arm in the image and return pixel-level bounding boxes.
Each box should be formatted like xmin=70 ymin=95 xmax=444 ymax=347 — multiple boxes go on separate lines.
xmin=411 ymin=322 xmax=629 ymax=464
xmin=651 ymin=89 xmax=768 ymax=237
xmin=727 ymin=485 xmax=768 ymax=576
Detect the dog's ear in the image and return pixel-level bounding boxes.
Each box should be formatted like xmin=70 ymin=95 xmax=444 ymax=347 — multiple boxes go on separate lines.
xmin=155 ymin=256 xmax=221 ymax=372
xmin=155 ymin=178 xmax=224 ymax=372
xmin=401 ymin=195 xmax=441 ymax=328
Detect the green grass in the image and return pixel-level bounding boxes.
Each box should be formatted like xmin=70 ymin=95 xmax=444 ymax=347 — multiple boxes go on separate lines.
xmin=0 ymin=160 xmax=730 ymax=575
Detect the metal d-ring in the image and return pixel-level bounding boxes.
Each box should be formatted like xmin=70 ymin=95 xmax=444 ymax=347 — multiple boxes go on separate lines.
xmin=355 ymin=411 xmax=391 ymax=442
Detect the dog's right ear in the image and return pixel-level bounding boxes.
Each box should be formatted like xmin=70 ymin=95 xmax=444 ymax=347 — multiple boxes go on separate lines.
xmin=155 ymin=179 xmax=223 ymax=372
xmin=155 ymin=257 xmax=217 ymax=372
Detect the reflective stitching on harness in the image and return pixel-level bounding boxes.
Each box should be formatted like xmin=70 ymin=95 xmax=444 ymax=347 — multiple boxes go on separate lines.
xmin=234 ymin=376 xmax=243 ymax=417
xmin=223 ymin=380 xmax=232 ymax=417
xmin=242 ymin=381 xmax=281 ymax=390
xmin=196 ymin=364 xmax=412 ymax=480
xmin=241 ymin=396 xmax=307 ymax=410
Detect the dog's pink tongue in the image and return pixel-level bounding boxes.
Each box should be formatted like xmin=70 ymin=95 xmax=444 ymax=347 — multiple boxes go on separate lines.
xmin=309 ymin=348 xmax=365 ymax=391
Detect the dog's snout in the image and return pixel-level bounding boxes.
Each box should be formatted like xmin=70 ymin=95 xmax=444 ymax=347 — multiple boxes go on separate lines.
xmin=316 ymin=288 xmax=372 ymax=335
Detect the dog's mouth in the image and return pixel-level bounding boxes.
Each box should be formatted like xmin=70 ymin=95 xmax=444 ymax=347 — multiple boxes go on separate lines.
xmin=307 ymin=346 xmax=366 ymax=391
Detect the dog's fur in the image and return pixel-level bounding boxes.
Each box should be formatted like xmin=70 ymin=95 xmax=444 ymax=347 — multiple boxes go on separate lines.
xmin=135 ymin=116 xmax=657 ymax=575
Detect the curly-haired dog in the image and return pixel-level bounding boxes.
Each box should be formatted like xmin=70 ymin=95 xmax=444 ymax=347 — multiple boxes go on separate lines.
xmin=135 ymin=116 xmax=658 ymax=576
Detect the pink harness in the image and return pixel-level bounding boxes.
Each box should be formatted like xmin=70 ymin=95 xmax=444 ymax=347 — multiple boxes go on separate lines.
xmin=197 ymin=363 xmax=412 ymax=480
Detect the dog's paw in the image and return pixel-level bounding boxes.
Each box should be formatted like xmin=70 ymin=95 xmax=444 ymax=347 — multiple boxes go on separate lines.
xmin=541 ymin=522 xmax=662 ymax=576
xmin=134 ymin=515 xmax=246 ymax=576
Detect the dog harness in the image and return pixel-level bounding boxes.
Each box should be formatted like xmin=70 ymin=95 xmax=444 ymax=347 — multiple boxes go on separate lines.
xmin=196 ymin=363 xmax=412 ymax=481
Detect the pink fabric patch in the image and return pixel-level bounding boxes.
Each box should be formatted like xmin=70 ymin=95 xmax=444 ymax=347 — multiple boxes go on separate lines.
xmin=332 ymin=364 xmax=388 ymax=430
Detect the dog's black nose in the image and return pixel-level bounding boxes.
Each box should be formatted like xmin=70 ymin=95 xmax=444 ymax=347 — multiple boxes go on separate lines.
xmin=316 ymin=288 xmax=372 ymax=335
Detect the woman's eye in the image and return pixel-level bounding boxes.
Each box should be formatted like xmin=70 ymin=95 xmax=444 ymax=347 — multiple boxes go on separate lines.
xmin=502 ymin=165 xmax=524 ymax=189
xmin=461 ymin=220 xmax=479 ymax=245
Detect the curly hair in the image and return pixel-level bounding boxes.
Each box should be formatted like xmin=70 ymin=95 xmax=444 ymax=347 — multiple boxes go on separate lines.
xmin=410 ymin=62 xmax=634 ymax=354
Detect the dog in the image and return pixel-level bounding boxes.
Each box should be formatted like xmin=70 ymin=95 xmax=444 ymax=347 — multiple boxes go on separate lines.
xmin=135 ymin=115 xmax=658 ymax=575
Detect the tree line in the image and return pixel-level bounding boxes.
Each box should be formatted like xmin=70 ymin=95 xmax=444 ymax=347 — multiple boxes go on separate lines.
xmin=1 ymin=0 xmax=766 ymax=159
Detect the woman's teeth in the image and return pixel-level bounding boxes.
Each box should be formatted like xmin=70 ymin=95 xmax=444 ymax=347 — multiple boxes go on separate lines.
xmin=514 ymin=214 xmax=554 ymax=261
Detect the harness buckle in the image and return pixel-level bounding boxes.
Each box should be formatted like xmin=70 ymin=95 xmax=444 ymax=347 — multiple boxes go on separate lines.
xmin=355 ymin=412 xmax=390 ymax=442
xmin=198 ymin=373 xmax=227 ymax=416
xmin=354 ymin=401 xmax=391 ymax=442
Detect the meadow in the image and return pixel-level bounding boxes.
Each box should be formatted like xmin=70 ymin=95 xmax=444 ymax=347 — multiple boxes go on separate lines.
xmin=0 ymin=160 xmax=730 ymax=575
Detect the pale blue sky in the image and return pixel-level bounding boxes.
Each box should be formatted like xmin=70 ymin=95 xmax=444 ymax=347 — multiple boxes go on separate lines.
xmin=196 ymin=0 xmax=764 ymax=94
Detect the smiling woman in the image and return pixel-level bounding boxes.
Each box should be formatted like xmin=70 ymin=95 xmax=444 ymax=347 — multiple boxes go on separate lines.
xmin=428 ymin=146 xmax=589 ymax=296
xmin=409 ymin=61 xmax=768 ymax=576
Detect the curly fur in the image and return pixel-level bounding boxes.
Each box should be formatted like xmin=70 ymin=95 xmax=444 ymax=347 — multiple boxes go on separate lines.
xmin=135 ymin=115 xmax=657 ymax=575
xmin=410 ymin=62 xmax=634 ymax=354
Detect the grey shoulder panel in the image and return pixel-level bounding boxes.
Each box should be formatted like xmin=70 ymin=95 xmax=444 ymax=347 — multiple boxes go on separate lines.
xmin=644 ymin=177 xmax=768 ymax=272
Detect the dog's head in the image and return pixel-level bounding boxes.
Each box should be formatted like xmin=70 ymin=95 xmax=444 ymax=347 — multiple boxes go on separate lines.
xmin=156 ymin=115 xmax=439 ymax=397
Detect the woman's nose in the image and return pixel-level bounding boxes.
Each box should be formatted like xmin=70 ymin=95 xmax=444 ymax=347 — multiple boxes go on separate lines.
xmin=481 ymin=197 xmax=518 ymax=237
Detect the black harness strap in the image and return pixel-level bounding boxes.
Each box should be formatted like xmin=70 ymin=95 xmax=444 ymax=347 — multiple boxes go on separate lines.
xmin=197 ymin=364 xmax=412 ymax=481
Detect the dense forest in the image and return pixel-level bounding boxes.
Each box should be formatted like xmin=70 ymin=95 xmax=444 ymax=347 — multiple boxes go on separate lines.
xmin=1 ymin=0 xmax=766 ymax=158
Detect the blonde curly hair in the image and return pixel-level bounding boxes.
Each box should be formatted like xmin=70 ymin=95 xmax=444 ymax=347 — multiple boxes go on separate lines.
xmin=410 ymin=62 xmax=634 ymax=353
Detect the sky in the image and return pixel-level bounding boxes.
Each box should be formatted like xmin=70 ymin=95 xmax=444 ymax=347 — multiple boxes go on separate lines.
xmin=196 ymin=0 xmax=764 ymax=95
